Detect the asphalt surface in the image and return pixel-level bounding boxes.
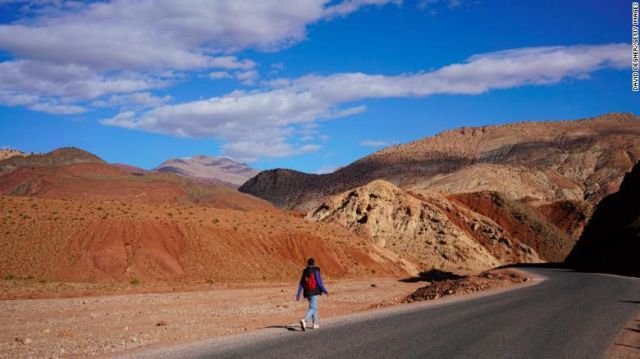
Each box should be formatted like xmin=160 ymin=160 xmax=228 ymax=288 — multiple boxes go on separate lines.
xmin=130 ymin=266 xmax=640 ymax=359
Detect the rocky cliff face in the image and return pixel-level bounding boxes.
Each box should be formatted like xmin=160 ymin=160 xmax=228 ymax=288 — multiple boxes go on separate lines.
xmin=155 ymin=156 xmax=258 ymax=187
xmin=308 ymin=180 xmax=541 ymax=272
xmin=565 ymin=161 xmax=640 ymax=277
xmin=240 ymin=113 xmax=640 ymax=211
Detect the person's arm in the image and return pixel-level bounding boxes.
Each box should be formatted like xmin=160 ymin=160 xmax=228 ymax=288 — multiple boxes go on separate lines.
xmin=296 ymin=274 xmax=304 ymax=300
xmin=315 ymin=269 xmax=329 ymax=295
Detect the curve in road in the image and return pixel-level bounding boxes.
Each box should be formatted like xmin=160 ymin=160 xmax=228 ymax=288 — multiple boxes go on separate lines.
xmin=125 ymin=267 xmax=640 ymax=359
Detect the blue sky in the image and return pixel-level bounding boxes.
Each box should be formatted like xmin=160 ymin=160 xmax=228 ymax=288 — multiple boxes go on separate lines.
xmin=0 ymin=0 xmax=636 ymax=173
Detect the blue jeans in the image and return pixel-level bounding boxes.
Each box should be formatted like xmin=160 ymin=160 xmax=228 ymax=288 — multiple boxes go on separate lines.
xmin=304 ymin=295 xmax=319 ymax=324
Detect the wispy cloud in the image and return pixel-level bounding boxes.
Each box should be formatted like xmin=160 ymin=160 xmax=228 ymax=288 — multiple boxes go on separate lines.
xmin=209 ymin=71 xmax=232 ymax=80
xmin=93 ymin=92 xmax=173 ymax=111
xmin=102 ymin=43 xmax=627 ymax=161
xmin=323 ymin=0 xmax=401 ymax=18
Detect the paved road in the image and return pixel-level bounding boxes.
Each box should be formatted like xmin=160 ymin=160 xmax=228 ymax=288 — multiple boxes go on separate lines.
xmin=131 ymin=267 xmax=640 ymax=359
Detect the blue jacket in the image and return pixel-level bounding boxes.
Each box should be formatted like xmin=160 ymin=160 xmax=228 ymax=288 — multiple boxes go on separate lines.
xmin=296 ymin=266 xmax=328 ymax=299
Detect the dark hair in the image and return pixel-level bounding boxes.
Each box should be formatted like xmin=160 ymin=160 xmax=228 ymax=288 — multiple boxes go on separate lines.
xmin=307 ymin=258 xmax=315 ymax=266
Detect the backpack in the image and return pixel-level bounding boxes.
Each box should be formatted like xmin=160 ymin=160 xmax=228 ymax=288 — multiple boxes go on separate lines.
xmin=303 ymin=268 xmax=317 ymax=291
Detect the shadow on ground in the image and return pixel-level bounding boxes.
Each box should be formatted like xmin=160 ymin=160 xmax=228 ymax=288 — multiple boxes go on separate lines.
xmin=265 ymin=325 xmax=301 ymax=332
xmin=399 ymin=269 xmax=465 ymax=283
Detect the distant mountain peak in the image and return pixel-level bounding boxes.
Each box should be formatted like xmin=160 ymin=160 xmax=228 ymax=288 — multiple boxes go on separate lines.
xmin=155 ymin=155 xmax=258 ymax=187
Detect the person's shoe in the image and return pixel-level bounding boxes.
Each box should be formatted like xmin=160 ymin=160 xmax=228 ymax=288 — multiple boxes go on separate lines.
xmin=300 ymin=319 xmax=306 ymax=332
xmin=312 ymin=323 xmax=320 ymax=329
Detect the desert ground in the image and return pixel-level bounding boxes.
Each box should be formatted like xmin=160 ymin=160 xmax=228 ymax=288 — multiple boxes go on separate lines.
xmin=0 ymin=269 xmax=531 ymax=358
xmin=1 ymin=278 xmax=419 ymax=358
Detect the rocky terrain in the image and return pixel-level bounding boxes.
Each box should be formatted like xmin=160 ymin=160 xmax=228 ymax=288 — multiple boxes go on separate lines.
xmin=450 ymin=191 xmax=573 ymax=262
xmin=155 ymin=156 xmax=258 ymax=188
xmin=242 ymin=113 xmax=639 ymax=271
xmin=308 ymin=180 xmax=541 ymax=272
xmin=565 ymin=161 xmax=640 ymax=277
xmin=404 ymin=269 xmax=530 ymax=303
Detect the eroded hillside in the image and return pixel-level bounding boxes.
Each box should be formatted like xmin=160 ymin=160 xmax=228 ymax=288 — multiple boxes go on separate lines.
xmin=0 ymin=196 xmax=411 ymax=283
xmin=308 ymin=180 xmax=541 ymax=272
xmin=241 ymin=113 xmax=640 ymax=210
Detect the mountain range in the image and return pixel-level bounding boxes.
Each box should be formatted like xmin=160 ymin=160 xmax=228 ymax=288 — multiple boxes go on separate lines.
xmin=241 ymin=113 xmax=640 ymax=272
xmin=1 ymin=112 xmax=638 ymax=282
xmin=0 ymin=148 xmax=408 ymax=282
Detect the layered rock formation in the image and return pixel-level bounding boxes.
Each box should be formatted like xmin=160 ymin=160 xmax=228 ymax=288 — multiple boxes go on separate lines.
xmin=308 ymin=180 xmax=540 ymax=272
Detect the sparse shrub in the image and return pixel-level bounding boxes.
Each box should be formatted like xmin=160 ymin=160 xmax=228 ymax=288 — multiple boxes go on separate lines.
xmin=130 ymin=278 xmax=140 ymax=285
xmin=4 ymin=273 xmax=16 ymax=280
xmin=26 ymin=274 xmax=34 ymax=280
xmin=206 ymin=278 xmax=214 ymax=284
xmin=39 ymin=279 xmax=47 ymax=284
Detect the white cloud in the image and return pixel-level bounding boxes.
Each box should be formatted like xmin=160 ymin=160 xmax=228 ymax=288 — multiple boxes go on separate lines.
xmin=236 ymin=70 xmax=260 ymax=85
xmin=209 ymin=71 xmax=232 ymax=80
xmin=323 ymin=0 xmax=401 ymax=18
xmin=221 ymin=139 xmax=322 ymax=162
xmin=0 ymin=87 xmax=87 ymax=114
xmin=29 ymin=102 xmax=86 ymax=115
xmin=101 ymin=43 xmax=627 ymax=161
xmin=0 ymin=0 xmax=395 ymax=72
xmin=93 ymin=92 xmax=172 ymax=110
xmin=0 ymin=0 xmax=396 ymax=113
xmin=0 ymin=59 xmax=168 ymax=113
xmin=360 ymin=139 xmax=395 ymax=147
xmin=417 ymin=0 xmax=463 ymax=11
xmin=0 ymin=60 xmax=162 ymax=100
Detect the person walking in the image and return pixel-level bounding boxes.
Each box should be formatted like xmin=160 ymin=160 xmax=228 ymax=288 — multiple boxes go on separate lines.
xmin=296 ymin=258 xmax=329 ymax=331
